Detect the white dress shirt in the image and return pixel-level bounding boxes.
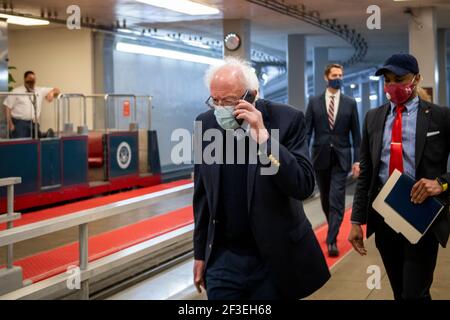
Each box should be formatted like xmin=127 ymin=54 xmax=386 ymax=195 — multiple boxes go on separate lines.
xmin=3 ymin=85 xmax=53 ymax=121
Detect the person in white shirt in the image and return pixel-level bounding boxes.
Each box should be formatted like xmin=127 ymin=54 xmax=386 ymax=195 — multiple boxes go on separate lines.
xmin=4 ymin=70 xmax=60 ymax=138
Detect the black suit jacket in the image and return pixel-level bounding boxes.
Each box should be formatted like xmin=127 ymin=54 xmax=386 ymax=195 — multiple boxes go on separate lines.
xmin=193 ymin=99 xmax=330 ymax=299
xmin=305 ymin=92 xmax=361 ymax=171
xmin=351 ymin=99 xmax=450 ymax=247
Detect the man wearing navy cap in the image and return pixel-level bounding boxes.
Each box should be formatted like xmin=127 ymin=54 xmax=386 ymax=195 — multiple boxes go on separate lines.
xmin=349 ymin=53 xmax=450 ymax=300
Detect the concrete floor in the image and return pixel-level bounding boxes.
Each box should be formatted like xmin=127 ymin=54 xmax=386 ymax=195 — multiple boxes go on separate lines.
xmin=307 ymin=235 xmax=450 ymax=300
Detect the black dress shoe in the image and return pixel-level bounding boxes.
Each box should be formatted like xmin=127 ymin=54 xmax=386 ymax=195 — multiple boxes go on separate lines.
xmin=328 ymin=243 xmax=339 ymax=257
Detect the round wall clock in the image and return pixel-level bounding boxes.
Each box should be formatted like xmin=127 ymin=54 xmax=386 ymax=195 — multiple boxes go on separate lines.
xmin=224 ymin=32 xmax=241 ymax=51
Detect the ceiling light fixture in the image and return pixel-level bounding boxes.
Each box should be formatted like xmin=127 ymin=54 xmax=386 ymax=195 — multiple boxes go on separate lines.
xmin=0 ymin=13 xmax=49 ymax=26
xmin=135 ymin=0 xmax=220 ymax=15
xmin=116 ymin=42 xmax=223 ymax=66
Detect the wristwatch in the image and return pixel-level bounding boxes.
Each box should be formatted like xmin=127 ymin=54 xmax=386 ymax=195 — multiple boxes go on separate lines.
xmin=436 ymin=177 xmax=448 ymax=192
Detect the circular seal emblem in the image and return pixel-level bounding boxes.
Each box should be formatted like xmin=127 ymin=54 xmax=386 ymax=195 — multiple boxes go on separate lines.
xmin=116 ymin=142 xmax=131 ymax=169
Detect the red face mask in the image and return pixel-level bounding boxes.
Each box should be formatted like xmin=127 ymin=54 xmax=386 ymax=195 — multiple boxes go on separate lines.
xmin=384 ymin=76 xmax=416 ymax=105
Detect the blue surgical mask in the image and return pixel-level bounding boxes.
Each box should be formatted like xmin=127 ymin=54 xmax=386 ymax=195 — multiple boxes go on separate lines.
xmin=328 ymin=78 xmax=343 ymax=90
xmin=213 ymin=106 xmax=240 ymax=130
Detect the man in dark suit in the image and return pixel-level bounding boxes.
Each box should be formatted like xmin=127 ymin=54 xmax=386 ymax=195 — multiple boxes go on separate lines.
xmin=349 ymin=53 xmax=450 ymax=300
xmin=193 ymin=57 xmax=330 ymax=300
xmin=305 ymin=63 xmax=361 ymax=257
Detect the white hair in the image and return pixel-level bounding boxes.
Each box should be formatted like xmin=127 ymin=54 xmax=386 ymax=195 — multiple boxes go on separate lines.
xmin=204 ymin=56 xmax=259 ymax=91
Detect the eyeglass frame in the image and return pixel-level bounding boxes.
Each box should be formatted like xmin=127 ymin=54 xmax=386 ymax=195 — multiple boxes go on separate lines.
xmin=205 ymin=89 xmax=253 ymax=110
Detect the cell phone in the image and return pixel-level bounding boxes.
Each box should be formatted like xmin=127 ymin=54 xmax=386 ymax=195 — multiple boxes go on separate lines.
xmin=242 ymin=89 xmax=256 ymax=104
xmin=236 ymin=90 xmax=256 ymax=125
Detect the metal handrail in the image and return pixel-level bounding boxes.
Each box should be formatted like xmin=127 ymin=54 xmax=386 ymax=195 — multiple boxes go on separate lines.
xmin=0 ymin=177 xmax=22 ymax=270
xmin=85 ymin=94 xmax=108 ymax=133
xmin=0 ymin=183 xmax=192 ymax=247
xmin=56 ymin=93 xmax=87 ymax=134
xmin=135 ymin=95 xmax=153 ymax=130
xmin=0 ymin=92 xmax=38 ymax=139
xmin=0 ymin=182 xmax=193 ymax=298
xmin=105 ymin=94 xmax=137 ymax=129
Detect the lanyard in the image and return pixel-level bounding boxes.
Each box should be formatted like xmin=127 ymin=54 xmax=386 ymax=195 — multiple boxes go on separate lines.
xmin=26 ymin=88 xmax=37 ymax=120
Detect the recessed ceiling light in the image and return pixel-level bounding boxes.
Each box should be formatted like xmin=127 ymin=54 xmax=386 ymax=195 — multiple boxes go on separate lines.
xmin=116 ymin=42 xmax=223 ymax=66
xmin=0 ymin=13 xmax=49 ymax=26
xmin=135 ymin=0 xmax=220 ymax=15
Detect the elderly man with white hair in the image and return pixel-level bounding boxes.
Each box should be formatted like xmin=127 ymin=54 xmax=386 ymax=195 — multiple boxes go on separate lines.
xmin=193 ymin=57 xmax=330 ymax=300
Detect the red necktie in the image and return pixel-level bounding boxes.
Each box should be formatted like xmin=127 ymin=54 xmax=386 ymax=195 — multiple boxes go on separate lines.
xmin=389 ymin=105 xmax=406 ymax=176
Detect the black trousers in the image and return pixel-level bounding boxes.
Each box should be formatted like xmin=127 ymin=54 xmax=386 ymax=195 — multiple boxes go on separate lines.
xmin=374 ymin=221 xmax=439 ymax=300
xmin=11 ymin=118 xmax=41 ymax=139
xmin=315 ymin=148 xmax=347 ymax=245
xmin=205 ymin=247 xmax=280 ymax=300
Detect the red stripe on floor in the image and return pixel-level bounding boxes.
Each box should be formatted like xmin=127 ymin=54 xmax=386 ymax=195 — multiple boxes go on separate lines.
xmin=313 ymin=208 xmax=366 ymax=268
xmin=9 ymin=206 xmax=194 ymax=283
xmin=0 ymin=179 xmax=192 ymax=230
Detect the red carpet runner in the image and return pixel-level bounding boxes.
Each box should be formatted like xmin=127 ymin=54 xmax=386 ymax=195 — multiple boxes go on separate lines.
xmin=1 ymin=183 xmax=360 ymax=283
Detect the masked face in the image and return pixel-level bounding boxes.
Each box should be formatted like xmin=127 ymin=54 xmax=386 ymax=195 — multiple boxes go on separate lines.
xmin=213 ymin=105 xmax=240 ymax=130
xmin=24 ymin=79 xmax=36 ymax=91
xmin=384 ymin=75 xmax=416 ymax=105
xmin=328 ymin=78 xmax=343 ymax=90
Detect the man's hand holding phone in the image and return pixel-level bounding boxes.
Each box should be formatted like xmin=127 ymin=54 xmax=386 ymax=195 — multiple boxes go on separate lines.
xmin=233 ymin=92 xmax=269 ymax=144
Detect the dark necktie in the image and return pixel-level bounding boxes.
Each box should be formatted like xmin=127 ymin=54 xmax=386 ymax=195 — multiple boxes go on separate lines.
xmin=328 ymin=95 xmax=335 ymax=129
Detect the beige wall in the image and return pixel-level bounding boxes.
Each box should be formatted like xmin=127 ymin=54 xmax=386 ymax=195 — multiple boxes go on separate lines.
xmin=8 ymin=26 xmax=94 ymax=130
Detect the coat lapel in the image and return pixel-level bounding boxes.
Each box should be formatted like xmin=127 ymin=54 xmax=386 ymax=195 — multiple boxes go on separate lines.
xmin=319 ymin=93 xmax=329 ymax=131
xmin=415 ymin=100 xmax=431 ymax=171
xmin=247 ymin=99 xmax=271 ymax=212
xmin=206 ymin=121 xmax=223 ymax=218
xmin=333 ymin=93 xmax=345 ymax=129
xmin=372 ymin=103 xmax=390 ymax=168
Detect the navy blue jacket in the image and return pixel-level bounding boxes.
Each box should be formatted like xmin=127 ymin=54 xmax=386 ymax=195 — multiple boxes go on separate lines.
xmin=193 ymin=99 xmax=330 ymax=299
xmin=352 ymin=99 xmax=450 ymax=247
xmin=305 ymin=92 xmax=361 ymax=171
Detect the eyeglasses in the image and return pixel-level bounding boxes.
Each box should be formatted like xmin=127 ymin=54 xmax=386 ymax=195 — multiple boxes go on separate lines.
xmin=205 ymin=90 xmax=250 ymax=110
xmin=205 ymin=96 xmax=241 ymax=109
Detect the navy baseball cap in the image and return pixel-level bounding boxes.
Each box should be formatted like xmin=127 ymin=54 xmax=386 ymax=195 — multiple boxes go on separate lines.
xmin=375 ymin=53 xmax=419 ymax=76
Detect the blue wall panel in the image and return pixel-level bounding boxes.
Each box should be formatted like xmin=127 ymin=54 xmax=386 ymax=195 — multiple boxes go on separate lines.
xmin=0 ymin=141 xmax=39 ymax=195
xmin=62 ymin=138 xmax=88 ymax=186
xmin=41 ymin=139 xmax=61 ymax=189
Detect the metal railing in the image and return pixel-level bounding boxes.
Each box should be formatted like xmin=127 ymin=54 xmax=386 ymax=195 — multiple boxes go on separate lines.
xmin=56 ymin=93 xmax=87 ymax=135
xmin=135 ymin=95 xmax=153 ymax=130
xmin=106 ymin=94 xmax=138 ymax=131
xmin=0 ymin=182 xmax=193 ymax=299
xmin=0 ymin=177 xmax=22 ymax=269
xmin=87 ymin=94 xmax=144 ymax=132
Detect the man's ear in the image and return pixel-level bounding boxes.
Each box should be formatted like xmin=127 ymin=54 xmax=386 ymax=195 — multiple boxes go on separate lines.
xmin=414 ymin=74 xmax=421 ymax=85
